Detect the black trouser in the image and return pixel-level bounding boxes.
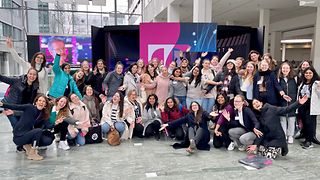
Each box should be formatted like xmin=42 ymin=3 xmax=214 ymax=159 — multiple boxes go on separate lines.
xmin=54 ymin=121 xmax=69 ymax=141
xmin=213 ymin=124 xmax=231 ymax=148
xmin=13 ymin=129 xmax=43 ymax=146
xmin=144 ymin=120 xmax=161 ymax=137
xmin=188 ymin=127 xmax=205 ymax=145
xmin=299 ymin=105 xmax=317 ymax=142
xmin=133 ymin=123 xmax=144 ymax=138
xmin=168 ymin=126 xmax=185 ymax=140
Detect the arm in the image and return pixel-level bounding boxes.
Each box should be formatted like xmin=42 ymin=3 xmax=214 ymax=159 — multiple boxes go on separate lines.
xmin=160 ymin=111 xmax=169 ymax=123
xmin=218 ymin=48 xmax=233 ymax=67
xmin=252 ymin=73 xmax=259 ymax=99
xmin=275 ymin=101 xmax=300 ymax=115
xmin=0 ymin=74 xmax=19 ymax=85
xmin=246 ymin=108 xmax=260 ymax=129
xmin=271 ymin=72 xmax=284 ymax=95
xmin=168 ymin=82 xmax=174 ymax=97
xmin=1 ymin=102 xmax=31 ymax=111
xmin=52 ymin=54 xmax=62 ymax=75
xmin=8 ymin=47 xmax=31 ymax=69
xmin=168 ymin=115 xmax=188 ymax=129
xmin=70 ymin=78 xmax=83 ymax=99
xmin=100 ymin=103 xmax=112 ymax=125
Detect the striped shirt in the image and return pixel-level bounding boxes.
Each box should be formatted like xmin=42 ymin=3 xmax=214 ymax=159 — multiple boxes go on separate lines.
xmin=111 ymin=104 xmax=118 ymax=122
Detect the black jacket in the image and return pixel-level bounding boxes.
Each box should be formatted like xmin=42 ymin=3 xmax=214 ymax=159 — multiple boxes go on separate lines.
xmin=206 ymin=71 xmax=242 ymax=96
xmin=229 ymin=107 xmax=260 ymax=132
xmin=278 ymin=77 xmax=297 ymax=117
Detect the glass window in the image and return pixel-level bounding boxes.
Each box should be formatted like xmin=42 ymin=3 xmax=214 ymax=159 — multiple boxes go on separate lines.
xmin=3 ymin=23 xmax=12 ymax=37
xmin=1 ymin=0 xmax=12 ymax=8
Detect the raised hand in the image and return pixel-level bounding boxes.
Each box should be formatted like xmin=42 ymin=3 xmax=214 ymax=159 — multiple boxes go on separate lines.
xmin=6 ymin=37 xmax=13 ymax=49
xmin=228 ymin=48 xmax=234 ymax=53
xmin=298 ymin=95 xmax=308 ymax=105
xmin=222 ymin=109 xmax=230 ymax=121
xmin=201 ymin=52 xmax=208 ymax=57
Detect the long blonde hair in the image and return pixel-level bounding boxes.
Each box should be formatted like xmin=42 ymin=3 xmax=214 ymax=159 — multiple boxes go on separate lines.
xmin=242 ymin=61 xmax=256 ymax=82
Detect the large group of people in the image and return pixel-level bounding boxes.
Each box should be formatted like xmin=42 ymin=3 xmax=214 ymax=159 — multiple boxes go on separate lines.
xmin=1 ymin=37 xmax=320 ymax=161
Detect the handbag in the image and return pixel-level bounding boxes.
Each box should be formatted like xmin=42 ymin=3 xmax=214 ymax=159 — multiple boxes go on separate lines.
xmin=107 ymin=128 xmax=121 ymax=146
xmin=85 ymin=123 xmax=103 ymax=144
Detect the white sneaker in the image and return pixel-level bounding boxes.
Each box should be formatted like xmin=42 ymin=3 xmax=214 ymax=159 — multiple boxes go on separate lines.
xmin=58 ymin=141 xmax=70 ymax=150
xmin=287 ymin=136 xmax=294 ymax=144
xmin=227 ymin=142 xmax=235 ymax=151
xmin=238 ymin=145 xmax=246 ymax=151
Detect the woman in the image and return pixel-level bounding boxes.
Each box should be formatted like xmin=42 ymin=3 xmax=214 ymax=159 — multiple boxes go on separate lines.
xmin=145 ymin=63 xmax=158 ymax=80
xmin=82 ymin=85 xmax=102 ymax=122
xmin=87 ymin=59 xmax=107 ymax=97
xmin=201 ymin=59 xmax=216 ymax=112
xmin=142 ymin=94 xmax=162 ymax=140
xmin=50 ymin=96 xmax=72 ymax=150
xmin=160 ymin=97 xmax=189 ymax=140
xmin=80 ymin=60 xmax=92 ymax=85
xmin=73 ymin=69 xmax=85 ymax=95
xmin=168 ymin=67 xmax=187 ymax=107
xmin=247 ymin=96 xmax=307 ymax=159
xmin=0 ymin=68 xmax=39 ymax=128
xmin=253 ymin=60 xmax=288 ymax=105
xmin=124 ymin=89 xmax=147 ymax=139
xmin=6 ymin=37 xmax=48 ymax=94
xmin=262 ymin=53 xmax=277 ymax=72
xmin=296 ymin=60 xmax=311 ymax=86
xmin=123 ymin=63 xmax=140 ymax=96
xmin=101 ymin=91 xmax=127 ymax=139
xmin=277 ymin=62 xmax=297 ymax=144
xmin=210 ymin=48 xmax=233 ymax=74
xmin=297 ymin=67 xmax=320 ymax=149
xmin=103 ymin=62 xmax=124 ymax=100
xmin=160 ymin=102 xmax=214 ymax=154
xmin=222 ymin=95 xmax=262 ymax=151
xmin=248 ymin=50 xmax=261 ymax=66
xmin=137 ymin=59 xmax=145 ymax=75
xmin=239 ymin=61 xmax=256 ymax=105
xmin=68 ymin=93 xmax=91 ymax=146
xmin=147 ymin=66 xmax=170 ymax=104
xmin=186 ymin=66 xmax=203 ymax=107
xmin=206 ymin=60 xmax=241 ymax=100
xmin=168 ymin=61 xmax=177 ymax=75
xmin=0 ymin=94 xmax=52 ymax=161
xmin=48 ymin=53 xmax=82 ymax=99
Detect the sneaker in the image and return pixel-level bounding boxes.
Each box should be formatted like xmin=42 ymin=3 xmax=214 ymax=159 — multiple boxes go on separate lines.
xmin=238 ymin=145 xmax=246 ymax=151
xmin=302 ymin=141 xmax=314 ymax=149
xmin=287 ymin=136 xmax=294 ymax=144
xmin=227 ymin=142 xmax=235 ymax=151
xmin=16 ymin=145 xmax=26 ymax=153
xmin=55 ymin=134 xmax=61 ymax=142
xmin=58 ymin=141 xmax=70 ymax=150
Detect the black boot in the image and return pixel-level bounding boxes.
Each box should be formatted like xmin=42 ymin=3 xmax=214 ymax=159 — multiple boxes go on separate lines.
xmin=312 ymin=137 xmax=320 ymax=145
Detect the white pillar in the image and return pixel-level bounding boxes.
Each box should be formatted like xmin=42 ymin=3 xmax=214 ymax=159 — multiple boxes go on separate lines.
xmin=167 ymin=4 xmax=180 ymax=22
xmin=270 ymin=31 xmax=282 ymax=61
xmin=226 ymin=20 xmax=235 ymax=26
xmin=4 ymin=53 xmax=10 ymax=76
xmin=193 ymin=0 xmax=212 ymax=22
xmin=282 ymin=44 xmax=286 ymax=62
xmin=312 ymin=6 xmax=320 ymax=72
xmin=259 ymin=9 xmax=270 ymax=54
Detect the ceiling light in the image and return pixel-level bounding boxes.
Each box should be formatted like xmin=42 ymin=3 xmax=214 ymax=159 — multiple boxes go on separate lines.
xmin=281 ymin=39 xmax=312 ymax=44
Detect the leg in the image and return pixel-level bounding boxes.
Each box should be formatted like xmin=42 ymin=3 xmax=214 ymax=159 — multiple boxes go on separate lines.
xmin=280 ymin=116 xmax=287 ymax=137
xmin=144 ymin=124 xmax=154 ymax=137
xmin=7 ymin=115 xmax=19 ymax=129
xmin=101 ymin=122 xmax=111 ymax=135
xmin=228 ymin=127 xmax=246 ymax=146
xmin=239 ymin=132 xmax=256 ymax=145
xmin=54 ymin=121 xmax=69 ymax=141
xmin=114 ymin=122 xmax=125 ymax=136
xmin=186 ymin=97 xmax=192 ymax=108
xmin=201 ymin=98 xmax=209 ymax=113
xmin=287 ymin=116 xmax=296 ymax=137
xmin=188 ymin=127 xmax=196 ymax=140
xmin=133 ymin=123 xmax=144 ymax=138
xmin=76 ymin=131 xmax=86 ymax=146
xmin=13 ymin=128 xmax=43 ymax=146
xmin=194 ymin=128 xmax=206 ymax=145
xmin=175 ymin=126 xmax=185 ymax=140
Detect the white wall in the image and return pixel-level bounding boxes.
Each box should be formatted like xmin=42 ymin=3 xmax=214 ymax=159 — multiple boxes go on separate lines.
xmin=285 ymin=48 xmax=311 ymax=61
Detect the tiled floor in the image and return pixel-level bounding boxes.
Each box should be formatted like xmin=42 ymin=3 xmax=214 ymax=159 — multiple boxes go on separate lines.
xmin=1 ymin=114 xmax=320 ymax=180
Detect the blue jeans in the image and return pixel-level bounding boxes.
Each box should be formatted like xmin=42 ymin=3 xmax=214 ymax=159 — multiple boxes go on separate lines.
xmin=186 ymin=97 xmax=202 ymax=109
xmin=202 ymin=98 xmax=215 ymax=113
xmin=68 ymin=130 xmax=86 ymax=146
xmin=175 ymin=96 xmax=187 ymax=107
xmin=101 ymin=122 xmax=126 ymax=136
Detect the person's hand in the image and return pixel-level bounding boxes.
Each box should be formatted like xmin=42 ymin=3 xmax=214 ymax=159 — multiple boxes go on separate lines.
xmin=282 ymin=95 xmax=292 ymax=102
xmin=201 ymin=52 xmax=208 ymax=57
xmin=279 ymin=91 xmax=285 ymax=97
xmin=3 ymin=109 xmax=13 ymax=116
xmin=80 ymin=131 xmax=87 ymax=137
xmin=159 ymin=124 xmax=168 ymax=131
xmin=186 ymin=46 xmax=191 ymax=52
xmin=217 ymin=81 xmax=223 ymax=85
xmin=93 ymin=67 xmax=98 ymax=75
xmin=298 ymin=95 xmax=308 ymax=105
xmin=55 ymin=48 xmax=62 ymax=55
xmin=124 ymin=107 xmax=133 ymax=116
xmin=6 ymin=37 xmax=13 ymax=49
xmin=118 ymin=86 xmax=125 ymax=91
xmin=140 ymin=85 xmax=145 ymax=91
xmin=228 ymin=48 xmax=234 ymax=53
xmin=55 ymin=117 xmax=64 ymax=125
xmin=210 ymin=111 xmax=219 ymax=117
xmin=159 ymin=103 xmax=165 ymax=112
xmin=222 ymin=109 xmax=230 ymax=121
xmin=253 ymin=128 xmax=263 ymax=138
xmin=179 ymin=51 xmax=183 ymax=57
xmin=130 ymin=121 xmax=135 ymax=129
xmin=0 ymin=102 xmax=3 ymax=106
xmin=214 ymin=129 xmax=222 ymax=136
xmin=247 ymin=145 xmax=257 ymax=154
xmin=136 ymin=117 xmax=142 ymax=124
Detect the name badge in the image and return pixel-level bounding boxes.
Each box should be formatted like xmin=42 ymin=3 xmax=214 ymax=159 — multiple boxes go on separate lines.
xmin=235 ymin=116 xmax=240 ymax=120
xmin=173 ymin=81 xmax=177 ymax=84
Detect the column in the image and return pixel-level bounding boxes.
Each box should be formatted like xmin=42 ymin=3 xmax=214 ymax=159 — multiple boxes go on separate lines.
xmin=270 ymin=31 xmax=282 ymax=61
xmin=167 ymin=4 xmax=180 ymax=22
xmin=312 ymin=6 xmax=320 ymax=72
xmin=282 ymin=44 xmax=286 ymax=62
xmin=193 ymin=0 xmax=212 ymax=22
xmin=259 ymin=9 xmax=270 ymax=54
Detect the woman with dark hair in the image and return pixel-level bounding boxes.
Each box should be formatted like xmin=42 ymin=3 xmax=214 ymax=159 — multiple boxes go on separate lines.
xmin=82 ymin=85 xmax=102 ymax=122
xmin=6 ymin=37 xmax=48 ymax=94
xmin=253 ymin=60 xmax=288 ymax=105
xmin=160 ymin=97 xmax=189 ymax=140
xmin=102 ymin=62 xmax=124 ymax=101
xmin=80 ymin=60 xmax=92 ymax=85
xmin=142 ymin=94 xmax=162 ymax=140
xmin=101 ymin=91 xmax=127 ymax=139
xmin=210 ymin=48 xmax=233 ymax=74
xmin=160 ymin=101 xmax=214 ymax=154
xmin=123 ymin=62 xmax=140 ymax=96
xmin=0 ymin=68 xmax=39 ymax=129
xmin=296 ymin=60 xmax=311 ymax=86
xmin=186 ymin=66 xmax=203 ymax=107
xmin=248 ymin=50 xmax=261 ymax=66
xmin=277 ymin=62 xmax=297 ymax=144
xmin=73 ymin=69 xmax=85 ymax=95
xmin=0 ymin=94 xmax=52 ymax=161
xmin=145 ymin=63 xmax=158 ymax=80
xmin=206 ymin=59 xmax=242 ymax=100
xmin=48 ymin=51 xmax=82 ymax=99
xmin=297 ymin=66 xmax=320 ymax=149
xmin=168 ymin=67 xmax=187 ymax=107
